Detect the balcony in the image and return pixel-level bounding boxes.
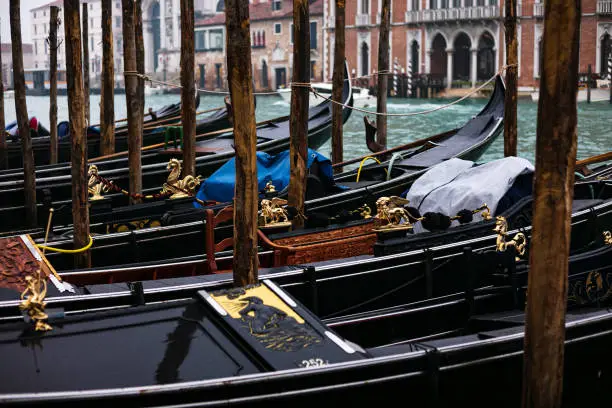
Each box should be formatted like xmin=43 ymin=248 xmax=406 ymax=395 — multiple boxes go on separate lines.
xmin=597 ymin=0 xmax=612 ymax=14
xmin=533 ymin=3 xmax=544 ymax=17
xmin=355 ymin=13 xmax=371 ymax=26
xmin=406 ymin=6 xmax=500 ymax=23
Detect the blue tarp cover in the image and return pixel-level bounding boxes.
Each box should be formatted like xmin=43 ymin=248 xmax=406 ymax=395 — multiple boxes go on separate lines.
xmin=194 ymin=149 xmax=335 ymax=207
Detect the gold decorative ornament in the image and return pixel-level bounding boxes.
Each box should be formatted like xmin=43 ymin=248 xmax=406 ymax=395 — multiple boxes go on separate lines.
xmin=161 ymin=158 xmax=203 ymax=199
xmin=494 ymin=216 xmax=527 ymax=259
xmin=604 ymin=231 xmax=612 ymax=246
xmin=264 ymin=180 xmax=276 ymax=193
xmin=373 ymin=196 xmax=414 ymax=231
xmin=357 ymin=204 xmax=372 ymax=219
xmin=19 ymin=275 xmax=52 ymax=332
xmin=259 ymin=197 xmax=292 ymax=228
xmin=87 ymin=165 xmax=110 ymax=200
xmin=475 ymin=203 xmax=492 ymax=220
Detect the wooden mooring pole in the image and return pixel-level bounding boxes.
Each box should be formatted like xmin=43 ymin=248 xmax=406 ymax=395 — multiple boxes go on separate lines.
xmin=0 ymin=20 xmax=6 ymax=170
xmin=100 ymin=0 xmax=115 ymax=155
xmin=82 ymin=3 xmax=90 ymax=125
xmin=288 ymin=0 xmax=310 ymax=229
xmin=64 ymin=0 xmax=91 ymax=268
xmin=586 ymin=64 xmax=592 ymax=104
xmin=49 ymin=6 xmax=59 ymax=164
xmin=504 ymin=0 xmax=518 ymax=157
xmin=181 ymin=0 xmax=196 ymax=176
xmin=121 ymin=0 xmax=142 ymax=204
xmin=10 ymin=0 xmax=37 ymax=227
xmin=331 ymin=0 xmax=345 ymax=173
xmin=226 ymin=0 xmax=259 ymax=286
xmin=375 ymin=0 xmax=391 ymax=150
xmin=135 ymin=0 xmax=145 ymax=127
xmin=521 ymin=0 xmax=581 ymax=405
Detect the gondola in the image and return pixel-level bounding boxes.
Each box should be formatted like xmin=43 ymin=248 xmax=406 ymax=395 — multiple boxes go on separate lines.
xmin=0 ymin=62 xmax=355 ymax=218
xmin=0 ymin=220 xmax=610 ymax=407
xmin=2 ymin=94 xmax=186 ymax=168
xmin=0 ymin=68 xmax=497 ymax=235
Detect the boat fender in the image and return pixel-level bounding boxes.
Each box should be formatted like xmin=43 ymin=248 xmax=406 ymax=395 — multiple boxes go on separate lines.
xmin=455 ymin=209 xmax=474 ymax=224
xmin=421 ymin=212 xmax=452 ymax=231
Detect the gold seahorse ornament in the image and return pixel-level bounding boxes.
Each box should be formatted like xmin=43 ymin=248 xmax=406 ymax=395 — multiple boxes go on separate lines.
xmin=494 ymin=216 xmax=527 ymax=259
xmin=161 ymin=158 xmax=203 ymax=199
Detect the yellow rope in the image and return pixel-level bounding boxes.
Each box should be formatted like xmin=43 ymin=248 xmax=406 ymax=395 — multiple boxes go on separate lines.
xmin=36 ymin=235 xmax=93 ymax=253
xmin=356 ymin=156 xmax=387 ymax=182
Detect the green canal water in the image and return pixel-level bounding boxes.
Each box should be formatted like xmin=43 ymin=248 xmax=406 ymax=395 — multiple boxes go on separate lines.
xmin=4 ymin=92 xmax=611 ymax=165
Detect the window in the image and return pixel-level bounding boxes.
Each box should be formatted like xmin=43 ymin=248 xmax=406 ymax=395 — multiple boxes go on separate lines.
xmin=272 ymin=0 xmax=282 ymax=11
xmin=411 ymin=0 xmax=420 ymax=10
xmin=90 ymin=18 xmax=94 ymax=28
xmin=310 ymin=61 xmax=316 ymax=79
xmin=274 ymin=23 xmax=282 ymax=34
xmin=33 ymin=12 xmax=36 ymax=18
xmin=91 ymin=36 xmax=94 ymax=51
xmin=290 ymin=24 xmax=294 ymax=44
xmin=34 ymin=25 xmax=37 ymax=35
xmin=34 ymin=42 xmax=38 ymax=55
xmin=209 ymin=29 xmax=224 ymax=50
xmin=115 ymin=17 xmax=121 ymax=28
xmin=361 ymin=0 xmax=369 ymax=14
xmin=44 ymin=23 xmax=47 ymax=33
xmin=44 ymin=10 xmax=46 ymax=16
xmin=195 ymin=31 xmax=206 ymax=50
xmin=44 ymin=41 xmax=48 ymax=54
xmin=310 ymin=22 xmax=317 ymax=49
xmin=215 ymin=63 xmax=222 ymax=88
xmin=116 ymin=2 xmax=120 ymax=8
xmin=90 ymin=4 xmax=93 ymax=10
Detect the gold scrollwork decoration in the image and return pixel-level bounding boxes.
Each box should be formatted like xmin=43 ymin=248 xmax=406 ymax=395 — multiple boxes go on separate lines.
xmin=160 ymin=158 xmax=203 ymax=199
xmin=604 ymin=231 xmax=612 ymax=246
xmin=19 ymin=275 xmax=52 ymax=332
xmin=494 ymin=216 xmax=526 ymax=259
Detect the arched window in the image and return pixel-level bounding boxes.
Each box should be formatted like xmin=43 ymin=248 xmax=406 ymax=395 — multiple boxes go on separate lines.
xmin=453 ymin=32 xmax=471 ymax=81
xmin=431 ymin=34 xmax=447 ymax=77
xmin=477 ymin=32 xmax=495 ymax=80
xmin=262 ymin=30 xmax=266 ymax=46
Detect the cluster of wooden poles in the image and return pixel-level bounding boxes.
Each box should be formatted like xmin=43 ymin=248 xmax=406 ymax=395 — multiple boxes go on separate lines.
xmin=0 ymin=0 xmax=587 ymax=404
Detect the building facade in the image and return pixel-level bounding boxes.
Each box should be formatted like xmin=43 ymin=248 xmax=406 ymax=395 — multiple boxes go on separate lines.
xmin=29 ymin=0 xmax=215 ymax=89
xmin=194 ymin=0 xmax=324 ymax=92
xmin=323 ymin=0 xmax=612 ymax=91
xmin=1 ymin=43 xmax=34 ymax=89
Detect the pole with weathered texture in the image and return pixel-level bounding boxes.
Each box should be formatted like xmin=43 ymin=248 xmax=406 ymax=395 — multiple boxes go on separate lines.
xmin=225 ymin=0 xmax=258 ymax=286
xmin=376 ymin=0 xmax=390 ymax=150
xmin=181 ymin=0 xmax=196 ymax=176
xmin=100 ymin=0 xmax=115 ymax=155
xmin=0 ymin=19 xmax=6 ymax=170
xmin=331 ymin=0 xmax=345 ymax=173
xmin=10 ymin=0 xmax=37 ymax=227
xmin=587 ymin=64 xmax=591 ymax=104
xmin=288 ymin=0 xmax=310 ymax=228
xmin=521 ymin=0 xmax=581 ymax=404
xmin=134 ymin=0 xmax=145 ymax=126
xmin=49 ymin=6 xmax=59 ymax=164
xmin=64 ymin=0 xmax=91 ymax=268
xmin=122 ymin=0 xmax=142 ymax=204
xmin=503 ymin=0 xmax=517 ymax=157
xmin=82 ymin=3 xmax=90 ymax=124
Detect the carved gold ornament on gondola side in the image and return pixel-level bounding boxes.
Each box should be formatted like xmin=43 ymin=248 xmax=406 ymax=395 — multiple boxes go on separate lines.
xmin=87 ymin=165 xmax=110 ymax=201
xmin=373 ymin=196 xmax=414 ymax=231
xmin=494 ymin=216 xmax=526 ymax=259
xmin=259 ymin=197 xmax=292 ymax=228
xmin=19 ymin=275 xmax=52 ymax=332
xmin=264 ymin=180 xmax=276 ymax=193
xmin=604 ymin=231 xmax=612 ymax=246
xmin=160 ymin=158 xmax=203 ymax=199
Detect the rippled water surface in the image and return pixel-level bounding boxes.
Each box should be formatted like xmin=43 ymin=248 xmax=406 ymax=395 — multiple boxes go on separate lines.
xmin=5 ymin=91 xmax=611 ymax=165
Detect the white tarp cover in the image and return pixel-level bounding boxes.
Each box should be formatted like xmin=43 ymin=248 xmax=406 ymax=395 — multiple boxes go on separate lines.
xmin=405 ymin=157 xmax=534 ymax=233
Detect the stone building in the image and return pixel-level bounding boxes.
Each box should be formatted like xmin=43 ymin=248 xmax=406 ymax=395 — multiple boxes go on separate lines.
xmin=1 ymin=43 xmax=34 ymax=89
xmin=322 ymin=0 xmax=612 ymax=91
xmin=194 ymin=0 xmax=324 ymax=92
